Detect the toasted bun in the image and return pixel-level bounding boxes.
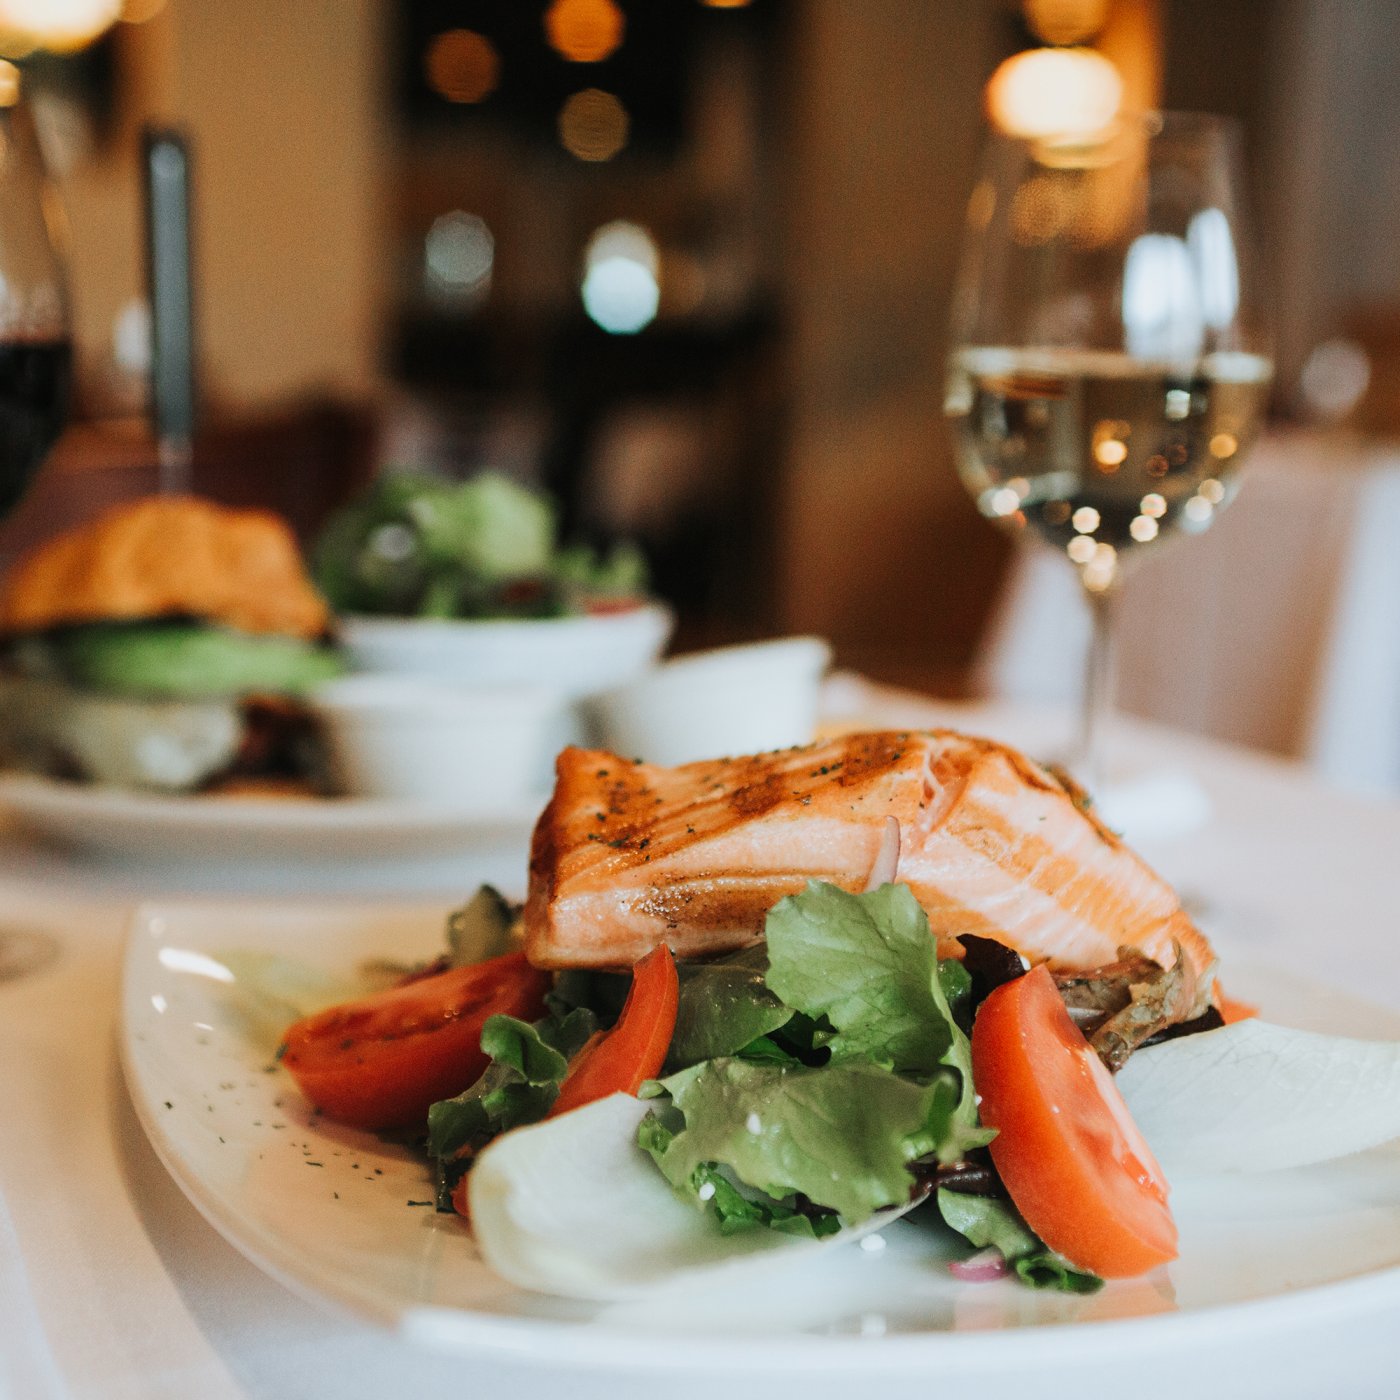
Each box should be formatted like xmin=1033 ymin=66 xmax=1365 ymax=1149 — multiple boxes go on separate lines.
xmin=0 ymin=495 xmax=330 ymax=639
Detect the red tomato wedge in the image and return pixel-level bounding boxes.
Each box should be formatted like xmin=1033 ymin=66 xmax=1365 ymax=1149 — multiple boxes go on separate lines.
xmin=548 ymin=944 xmax=678 ymax=1117
xmin=281 ymin=951 xmax=550 ymax=1130
xmin=971 ymin=964 xmax=1177 ymax=1279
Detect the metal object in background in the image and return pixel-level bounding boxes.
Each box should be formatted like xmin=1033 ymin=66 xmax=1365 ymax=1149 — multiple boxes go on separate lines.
xmin=142 ymin=126 xmax=195 ymax=495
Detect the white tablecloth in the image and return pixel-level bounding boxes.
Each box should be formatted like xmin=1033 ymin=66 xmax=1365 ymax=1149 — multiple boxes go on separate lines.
xmin=979 ymin=430 xmax=1400 ymax=794
xmin=6 ymin=689 xmax=1400 ymax=1400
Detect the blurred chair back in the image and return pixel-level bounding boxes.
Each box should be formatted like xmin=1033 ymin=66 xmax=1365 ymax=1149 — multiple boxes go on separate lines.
xmin=0 ymin=397 xmax=377 ymax=574
xmin=977 ymin=431 xmax=1400 ymax=794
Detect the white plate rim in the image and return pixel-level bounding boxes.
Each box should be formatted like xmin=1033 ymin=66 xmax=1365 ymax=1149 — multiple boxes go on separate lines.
xmin=118 ymin=898 xmax=1400 ymax=1375
xmin=0 ymin=772 xmax=545 ymax=835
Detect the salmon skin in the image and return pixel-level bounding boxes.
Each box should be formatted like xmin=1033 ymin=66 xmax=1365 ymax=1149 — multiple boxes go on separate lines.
xmin=523 ymin=730 xmax=1215 ymax=981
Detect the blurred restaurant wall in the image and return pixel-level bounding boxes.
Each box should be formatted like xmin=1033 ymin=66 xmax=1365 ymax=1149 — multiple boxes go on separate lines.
xmin=19 ymin=0 xmax=1400 ymax=699
xmin=57 ymin=0 xmax=386 ymax=407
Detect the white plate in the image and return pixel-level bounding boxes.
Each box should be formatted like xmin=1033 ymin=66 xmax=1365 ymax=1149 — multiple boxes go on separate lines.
xmin=119 ymin=901 xmax=1400 ymax=1385
xmin=0 ymin=774 xmax=543 ymax=861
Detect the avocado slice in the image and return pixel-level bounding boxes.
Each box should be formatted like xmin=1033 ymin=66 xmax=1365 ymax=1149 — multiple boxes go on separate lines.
xmin=50 ymin=623 xmax=346 ymax=700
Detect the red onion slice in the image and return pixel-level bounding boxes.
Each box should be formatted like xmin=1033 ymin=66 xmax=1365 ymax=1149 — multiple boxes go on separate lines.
xmin=862 ymin=816 xmax=901 ymax=892
xmin=948 ymin=1247 xmax=1008 ymax=1282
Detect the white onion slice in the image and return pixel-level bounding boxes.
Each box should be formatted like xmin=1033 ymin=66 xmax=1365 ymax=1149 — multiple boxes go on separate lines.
xmin=1119 ymin=1019 xmax=1400 ymax=1176
xmin=862 ymin=816 xmax=901 ymax=892
xmin=468 ymin=1093 xmax=919 ymax=1300
xmin=947 ymin=1247 xmax=1008 ymax=1282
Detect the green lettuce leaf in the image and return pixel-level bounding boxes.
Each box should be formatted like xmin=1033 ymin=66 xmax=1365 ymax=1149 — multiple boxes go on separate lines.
xmin=640 ymin=1057 xmax=935 ymax=1225
xmin=665 ymin=947 xmax=793 ymax=1073
xmin=936 ymin=1189 xmax=1102 ymax=1293
xmin=427 ymin=1007 xmax=597 ymax=1207
xmin=445 ymin=885 xmax=519 ymax=965
xmin=763 ymin=880 xmax=990 ymax=1161
xmin=635 ymin=1114 xmax=841 ymax=1239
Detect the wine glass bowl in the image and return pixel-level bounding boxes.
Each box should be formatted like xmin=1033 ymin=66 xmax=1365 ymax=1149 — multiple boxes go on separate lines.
xmin=945 ymin=112 xmax=1271 ymax=776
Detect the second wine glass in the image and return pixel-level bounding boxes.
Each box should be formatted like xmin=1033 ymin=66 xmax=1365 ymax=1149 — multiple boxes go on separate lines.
xmin=0 ymin=79 xmax=72 ymax=983
xmin=945 ymin=112 xmax=1271 ymax=787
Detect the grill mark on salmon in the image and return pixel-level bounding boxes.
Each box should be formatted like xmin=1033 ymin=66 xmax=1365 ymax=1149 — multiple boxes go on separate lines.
xmin=523 ymin=731 xmax=1215 ymax=984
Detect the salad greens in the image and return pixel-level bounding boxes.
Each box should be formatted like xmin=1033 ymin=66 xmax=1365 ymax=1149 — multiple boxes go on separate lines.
xmin=640 ymin=1058 xmax=949 ymax=1229
xmin=424 ymin=877 xmax=1104 ymax=1291
xmin=427 ymin=1007 xmax=598 ymax=1207
xmin=446 ymin=885 xmax=519 ymax=965
xmin=636 ymin=881 xmax=997 ymax=1240
xmin=663 ymin=947 xmax=792 ymax=1072
xmin=935 ymin=1191 xmax=1102 ymax=1293
xmin=314 ymin=471 xmax=648 ymax=620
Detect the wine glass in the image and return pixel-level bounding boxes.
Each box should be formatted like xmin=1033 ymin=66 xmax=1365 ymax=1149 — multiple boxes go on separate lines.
xmin=0 ymin=80 xmax=73 ymax=981
xmin=945 ymin=112 xmax=1271 ymax=789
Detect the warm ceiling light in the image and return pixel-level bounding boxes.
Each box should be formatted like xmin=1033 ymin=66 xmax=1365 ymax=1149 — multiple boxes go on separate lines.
xmin=545 ymin=0 xmax=625 ymax=64
xmin=424 ymin=29 xmax=500 ymax=105
xmin=558 ymin=88 xmax=629 ymax=162
xmin=700 ymin=0 xmax=754 ymax=7
xmin=985 ymin=47 xmax=1123 ymax=140
xmin=0 ymin=0 xmax=121 ymax=52
xmin=1023 ymin=0 xmax=1109 ymax=46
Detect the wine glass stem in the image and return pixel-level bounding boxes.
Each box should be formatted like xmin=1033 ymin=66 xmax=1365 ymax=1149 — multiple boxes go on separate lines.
xmin=1077 ymin=582 xmax=1119 ymax=793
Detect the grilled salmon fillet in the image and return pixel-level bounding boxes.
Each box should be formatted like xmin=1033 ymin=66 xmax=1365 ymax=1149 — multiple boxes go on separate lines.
xmin=523 ymin=731 xmax=1215 ymax=979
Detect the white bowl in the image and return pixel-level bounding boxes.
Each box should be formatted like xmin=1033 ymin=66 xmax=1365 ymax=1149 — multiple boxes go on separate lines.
xmin=311 ymin=674 xmax=564 ymax=808
xmin=339 ymin=603 xmax=674 ymax=700
xmin=593 ymin=636 xmax=833 ymax=766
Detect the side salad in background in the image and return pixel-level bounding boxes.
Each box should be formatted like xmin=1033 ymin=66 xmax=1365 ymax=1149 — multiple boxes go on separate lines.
xmin=314 ymin=471 xmax=649 ymax=621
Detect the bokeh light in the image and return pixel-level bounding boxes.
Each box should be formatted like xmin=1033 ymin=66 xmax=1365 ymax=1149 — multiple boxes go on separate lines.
xmin=424 ymin=29 xmax=500 ymax=105
xmin=1122 ymin=233 xmax=1202 ymax=361
xmin=582 ymin=221 xmax=660 ymax=335
xmin=986 ymin=47 xmax=1122 ymax=140
xmin=1301 ymin=338 xmax=1371 ymax=422
xmin=1187 ymin=207 xmax=1240 ymax=331
xmin=1081 ymin=541 xmax=1118 ymax=592
xmin=0 ymin=58 xmax=18 ymax=106
xmin=1093 ymin=437 xmax=1127 ymax=468
xmin=0 ymin=0 xmax=120 ymax=53
xmin=558 ymin=88 xmax=629 ymax=162
xmin=425 ymin=212 xmax=494 ymax=306
xmin=545 ymin=0 xmax=624 ymax=63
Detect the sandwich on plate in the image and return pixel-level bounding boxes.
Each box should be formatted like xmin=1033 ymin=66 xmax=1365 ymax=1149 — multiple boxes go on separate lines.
xmin=0 ymin=494 xmax=344 ymax=795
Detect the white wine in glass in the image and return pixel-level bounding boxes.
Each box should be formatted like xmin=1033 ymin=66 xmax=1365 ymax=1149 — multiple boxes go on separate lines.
xmin=946 ymin=113 xmax=1272 ymax=782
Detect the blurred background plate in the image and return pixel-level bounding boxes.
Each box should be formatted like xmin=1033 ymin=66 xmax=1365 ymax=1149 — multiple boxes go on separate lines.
xmin=0 ymin=772 xmax=544 ymax=861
